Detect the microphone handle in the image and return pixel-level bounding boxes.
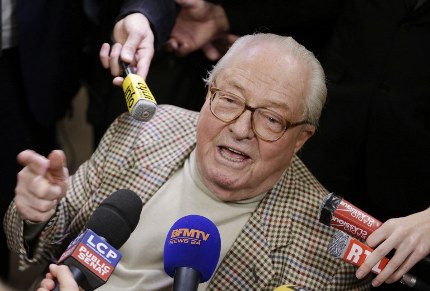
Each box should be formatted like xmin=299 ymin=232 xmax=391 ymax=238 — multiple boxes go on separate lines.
xmin=401 ymin=273 xmax=430 ymax=291
xmin=421 ymin=256 xmax=430 ymax=266
xmin=173 ymin=267 xmax=200 ymax=291
xmin=413 ymin=279 xmax=430 ymax=291
xmin=53 ymin=265 xmax=85 ymax=291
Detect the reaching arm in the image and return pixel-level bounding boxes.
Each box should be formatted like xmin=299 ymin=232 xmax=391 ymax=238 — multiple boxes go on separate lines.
xmin=99 ymin=0 xmax=176 ymax=85
xmin=356 ymin=208 xmax=430 ymax=287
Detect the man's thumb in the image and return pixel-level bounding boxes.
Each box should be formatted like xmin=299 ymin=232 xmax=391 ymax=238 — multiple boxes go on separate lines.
xmin=47 ymin=150 xmax=68 ymax=183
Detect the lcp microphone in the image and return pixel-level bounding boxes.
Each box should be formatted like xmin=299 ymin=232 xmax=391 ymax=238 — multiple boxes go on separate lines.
xmin=164 ymin=215 xmax=221 ymax=291
xmin=54 ymin=189 xmax=143 ymax=291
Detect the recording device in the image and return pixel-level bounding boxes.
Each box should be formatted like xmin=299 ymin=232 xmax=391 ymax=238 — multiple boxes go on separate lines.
xmin=319 ymin=193 xmax=382 ymax=241
xmin=164 ymin=215 xmax=221 ymax=291
xmin=319 ymin=193 xmax=430 ymax=265
xmin=54 ymin=189 xmax=143 ymax=291
xmin=328 ymin=231 xmax=430 ymax=291
xmin=121 ymin=62 xmax=157 ymax=121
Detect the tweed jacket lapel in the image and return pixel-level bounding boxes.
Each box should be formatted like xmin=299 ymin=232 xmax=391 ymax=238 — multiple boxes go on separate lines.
xmin=208 ymin=157 xmax=345 ymax=290
xmin=208 ymin=163 xmax=295 ymax=290
xmin=66 ymin=106 xmax=200 ymax=242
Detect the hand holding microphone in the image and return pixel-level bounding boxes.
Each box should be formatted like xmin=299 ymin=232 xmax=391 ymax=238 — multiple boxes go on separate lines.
xmin=321 ymin=193 xmax=430 ymax=288
xmin=164 ymin=214 xmax=221 ymax=291
xmin=328 ymin=231 xmax=430 ymax=291
xmin=99 ymin=13 xmax=156 ymax=86
xmin=38 ymin=264 xmax=79 ymax=291
xmin=355 ymin=208 xmax=430 ymax=287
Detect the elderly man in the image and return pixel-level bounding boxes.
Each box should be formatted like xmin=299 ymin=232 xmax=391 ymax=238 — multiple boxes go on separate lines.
xmin=5 ymin=34 xmax=371 ymax=290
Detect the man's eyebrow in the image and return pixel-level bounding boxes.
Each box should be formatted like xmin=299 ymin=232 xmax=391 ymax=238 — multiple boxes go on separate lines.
xmin=216 ymin=80 xmax=246 ymax=93
xmin=217 ymin=78 xmax=294 ymax=111
xmin=264 ymin=99 xmax=292 ymax=109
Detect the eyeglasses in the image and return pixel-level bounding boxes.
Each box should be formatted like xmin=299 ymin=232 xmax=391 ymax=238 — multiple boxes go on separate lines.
xmin=209 ymin=87 xmax=310 ymax=142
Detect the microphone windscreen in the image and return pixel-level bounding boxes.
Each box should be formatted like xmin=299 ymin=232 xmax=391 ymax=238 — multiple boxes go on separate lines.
xmin=86 ymin=189 xmax=143 ymax=249
xmin=164 ymin=215 xmax=221 ymax=283
xmin=319 ymin=193 xmax=342 ymax=225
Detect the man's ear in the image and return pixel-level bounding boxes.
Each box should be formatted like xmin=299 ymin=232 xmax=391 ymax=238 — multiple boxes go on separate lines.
xmin=294 ymin=124 xmax=315 ymax=154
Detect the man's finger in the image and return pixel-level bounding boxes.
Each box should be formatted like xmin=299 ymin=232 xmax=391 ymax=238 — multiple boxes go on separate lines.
xmin=50 ymin=264 xmax=79 ymax=291
xmin=135 ymin=49 xmax=153 ymax=81
xmin=109 ymin=43 xmax=123 ymax=76
xmin=202 ymin=43 xmax=222 ymax=61
xmin=47 ymin=150 xmax=67 ymax=184
xmin=99 ymin=43 xmax=112 ymax=69
xmin=17 ymin=150 xmax=49 ymax=176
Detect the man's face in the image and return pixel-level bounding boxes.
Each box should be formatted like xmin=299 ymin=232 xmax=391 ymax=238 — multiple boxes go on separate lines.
xmin=196 ymin=42 xmax=315 ymax=201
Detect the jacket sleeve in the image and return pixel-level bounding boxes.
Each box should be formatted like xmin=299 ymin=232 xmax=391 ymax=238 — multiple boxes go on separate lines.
xmin=3 ymin=114 xmax=126 ymax=270
xmin=117 ymin=0 xmax=177 ymax=50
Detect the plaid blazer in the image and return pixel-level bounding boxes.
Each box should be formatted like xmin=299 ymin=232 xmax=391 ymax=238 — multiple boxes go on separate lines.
xmin=5 ymin=105 xmax=371 ymax=290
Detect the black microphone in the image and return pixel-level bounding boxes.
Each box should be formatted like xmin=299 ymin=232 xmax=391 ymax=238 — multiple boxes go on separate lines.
xmin=53 ymin=189 xmax=143 ymax=291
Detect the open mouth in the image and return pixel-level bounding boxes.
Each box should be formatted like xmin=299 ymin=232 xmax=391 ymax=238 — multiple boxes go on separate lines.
xmin=218 ymin=146 xmax=250 ymax=162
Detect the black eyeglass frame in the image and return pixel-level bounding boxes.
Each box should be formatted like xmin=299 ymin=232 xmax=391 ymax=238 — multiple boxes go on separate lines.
xmin=209 ymin=87 xmax=311 ymax=142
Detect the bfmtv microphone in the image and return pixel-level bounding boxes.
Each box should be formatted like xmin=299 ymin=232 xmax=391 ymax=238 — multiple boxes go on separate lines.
xmin=164 ymin=215 xmax=221 ymax=291
xmin=328 ymin=231 xmax=430 ymax=291
xmin=121 ymin=62 xmax=157 ymax=121
xmin=54 ymin=189 xmax=143 ymax=290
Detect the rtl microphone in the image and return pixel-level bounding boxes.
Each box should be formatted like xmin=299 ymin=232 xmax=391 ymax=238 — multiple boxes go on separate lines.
xmin=328 ymin=231 xmax=430 ymax=291
xmin=319 ymin=193 xmax=382 ymax=241
xmin=121 ymin=62 xmax=157 ymax=121
xmin=54 ymin=189 xmax=143 ymax=290
xmin=319 ymin=193 xmax=430 ymax=265
xmin=164 ymin=214 xmax=221 ymax=291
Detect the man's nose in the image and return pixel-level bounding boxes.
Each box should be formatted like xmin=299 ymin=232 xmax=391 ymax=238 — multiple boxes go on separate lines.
xmin=228 ymin=110 xmax=255 ymax=140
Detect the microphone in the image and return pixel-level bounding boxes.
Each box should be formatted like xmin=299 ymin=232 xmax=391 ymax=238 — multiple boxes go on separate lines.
xmin=328 ymin=231 xmax=430 ymax=291
xmin=319 ymin=193 xmax=382 ymax=241
xmin=54 ymin=189 xmax=143 ymax=290
xmin=164 ymin=215 xmax=221 ymax=291
xmin=319 ymin=193 xmax=430 ymax=265
xmin=121 ymin=62 xmax=157 ymax=121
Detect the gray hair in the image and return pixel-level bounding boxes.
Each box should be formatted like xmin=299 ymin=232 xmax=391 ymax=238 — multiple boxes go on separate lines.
xmin=204 ymin=33 xmax=327 ymax=126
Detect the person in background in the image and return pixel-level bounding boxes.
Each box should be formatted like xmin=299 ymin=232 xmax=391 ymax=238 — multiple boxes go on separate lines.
xmin=1 ymin=0 xmax=176 ymax=287
xmin=5 ymin=33 xmax=371 ymax=290
xmin=84 ymin=0 xmax=177 ymax=146
xmin=101 ymin=0 xmax=341 ymax=112
xmin=0 ymin=0 xmax=85 ymax=282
